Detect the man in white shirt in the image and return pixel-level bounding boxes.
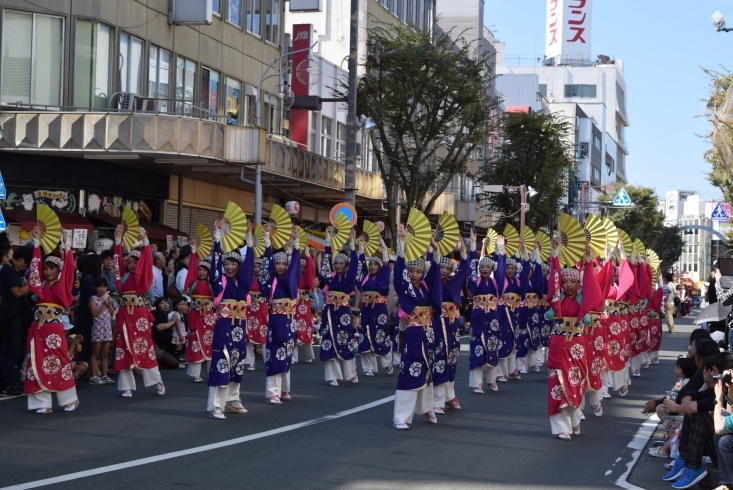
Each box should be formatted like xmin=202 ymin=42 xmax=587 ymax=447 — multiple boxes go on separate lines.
xmin=151 ymin=252 xmax=165 ymax=300
xmin=663 ymin=272 xmax=677 ymax=334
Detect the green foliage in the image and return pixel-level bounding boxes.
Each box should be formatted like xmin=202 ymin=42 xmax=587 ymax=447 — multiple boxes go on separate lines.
xmin=479 ymin=111 xmax=574 ymax=230
xmin=598 ymin=184 xmax=683 ymax=271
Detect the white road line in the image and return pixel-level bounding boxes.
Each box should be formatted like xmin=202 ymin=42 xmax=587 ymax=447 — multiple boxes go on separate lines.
xmin=1 ymin=395 xmax=396 ymax=490
xmin=614 ymin=414 xmax=659 ymax=490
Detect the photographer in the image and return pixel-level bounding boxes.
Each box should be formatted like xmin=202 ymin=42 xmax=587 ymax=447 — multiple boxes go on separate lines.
xmin=714 ymin=367 xmax=733 ymax=489
xmin=715 ymin=267 xmax=733 ymax=352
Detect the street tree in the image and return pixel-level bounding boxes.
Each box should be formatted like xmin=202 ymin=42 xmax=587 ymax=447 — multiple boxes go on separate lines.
xmin=479 ymin=111 xmax=574 ymax=230
xmin=599 ymin=185 xmax=683 ymax=272
xmin=343 ymin=20 xmax=498 ymax=238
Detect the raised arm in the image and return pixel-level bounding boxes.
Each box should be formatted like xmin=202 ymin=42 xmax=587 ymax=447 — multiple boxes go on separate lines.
xmin=183 ymin=242 xmax=199 ymax=292
xmin=132 ymin=230 xmax=153 ymax=296
xmin=113 ymin=225 xmax=125 ymax=292
xmin=209 ymin=221 xmax=224 ymax=297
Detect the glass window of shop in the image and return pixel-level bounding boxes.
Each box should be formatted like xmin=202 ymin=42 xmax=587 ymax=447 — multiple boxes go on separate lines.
xmin=148 ymin=45 xmax=171 ymax=112
xmin=225 ymin=77 xmax=241 ymax=126
xmin=265 ymin=0 xmax=279 ymax=44
xmin=247 ymin=0 xmax=262 ymax=36
xmin=228 ymin=0 xmax=243 ymax=27
xmin=201 ymin=67 xmax=220 ymax=118
xmin=175 ymin=56 xmax=196 ymax=114
xmin=120 ymin=33 xmax=144 ymax=95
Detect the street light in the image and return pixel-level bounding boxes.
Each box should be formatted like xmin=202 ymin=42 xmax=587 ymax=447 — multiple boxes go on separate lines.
xmin=712 ymin=11 xmax=733 ymax=32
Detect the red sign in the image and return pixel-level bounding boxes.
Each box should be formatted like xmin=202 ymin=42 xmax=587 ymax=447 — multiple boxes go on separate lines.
xmin=290 ymin=24 xmax=313 ymax=150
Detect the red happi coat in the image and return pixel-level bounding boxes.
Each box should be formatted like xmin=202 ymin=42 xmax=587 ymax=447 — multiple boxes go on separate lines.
xmin=295 ymin=256 xmax=315 ymax=345
xmin=597 ymin=258 xmax=633 ymax=372
xmin=578 ymin=260 xmax=605 ymax=392
xmin=246 ymin=278 xmax=268 ymax=345
xmin=546 ymin=253 xmax=588 ymax=416
xmin=645 ymin=264 xmax=663 ymax=353
xmin=626 ymin=262 xmax=645 ymax=358
xmin=23 ymin=246 xmax=76 ymax=394
xmin=184 ymin=252 xmax=215 ymax=362
xmin=112 ymin=242 xmax=158 ymax=371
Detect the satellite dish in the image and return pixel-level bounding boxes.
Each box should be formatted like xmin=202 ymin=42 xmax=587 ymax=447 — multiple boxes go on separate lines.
xmin=295 ymin=59 xmax=322 ymax=87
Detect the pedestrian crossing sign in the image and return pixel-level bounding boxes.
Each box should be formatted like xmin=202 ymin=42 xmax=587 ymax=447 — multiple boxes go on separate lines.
xmin=0 ymin=171 xmax=5 ymax=200
xmin=612 ymin=187 xmax=632 ymax=207
xmin=711 ymin=203 xmax=730 ymax=221
xmin=0 ymin=209 xmax=6 ymax=233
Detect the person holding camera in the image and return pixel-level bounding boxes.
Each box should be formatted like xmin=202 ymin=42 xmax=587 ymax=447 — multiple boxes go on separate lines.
xmin=714 ymin=368 xmax=733 ymax=490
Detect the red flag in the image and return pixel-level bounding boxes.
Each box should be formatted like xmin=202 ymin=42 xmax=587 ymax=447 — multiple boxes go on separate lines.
xmin=615 ymin=258 xmax=634 ymax=301
xmin=578 ymin=260 xmax=604 ymax=323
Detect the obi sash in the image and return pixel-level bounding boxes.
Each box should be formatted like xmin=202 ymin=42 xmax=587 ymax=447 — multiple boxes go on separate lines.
xmin=441 ymin=302 xmax=460 ymax=321
xmin=472 ymin=294 xmax=498 ymax=312
xmin=34 ymin=303 xmax=63 ymax=328
xmin=218 ymin=300 xmax=247 ymax=325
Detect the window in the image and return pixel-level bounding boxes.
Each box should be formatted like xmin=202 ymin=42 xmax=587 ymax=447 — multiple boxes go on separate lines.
xmin=201 ymin=67 xmax=220 ymax=117
xmin=310 ymin=112 xmax=317 ymax=153
xmin=264 ymin=93 xmax=280 ymax=133
xmin=381 ymin=0 xmax=388 ymax=7
xmin=592 ymin=133 xmax=602 ymax=151
xmin=175 ymin=56 xmax=196 ymax=114
xmin=400 ymin=0 xmax=408 ymax=22
xmin=321 ymin=116 xmax=332 ymax=157
xmin=225 ymin=77 xmax=241 ymax=125
xmin=592 ymin=167 xmax=601 ymax=181
xmin=244 ymin=92 xmax=256 ymax=126
xmin=265 ymin=0 xmax=279 ymax=44
xmin=74 ymin=20 xmax=113 ymax=108
xmin=247 ymin=0 xmax=261 ymax=35
xmin=539 ymin=84 xmax=547 ymax=98
xmin=148 ymin=45 xmax=171 ymax=111
xmin=391 ymin=0 xmax=398 ymax=16
xmin=411 ymin=0 xmax=418 ymax=25
xmin=228 ymin=0 xmax=242 ymax=26
xmin=335 ymin=122 xmax=346 ymax=161
xmin=564 ymin=84 xmax=597 ymax=98
xmin=2 ymin=11 xmax=64 ymax=106
xmin=213 ymin=0 xmax=221 ymax=15
xmin=119 ymin=33 xmax=143 ymax=95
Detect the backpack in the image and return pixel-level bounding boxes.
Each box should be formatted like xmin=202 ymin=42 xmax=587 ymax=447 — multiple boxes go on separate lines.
xmin=167 ymin=270 xmax=181 ymax=297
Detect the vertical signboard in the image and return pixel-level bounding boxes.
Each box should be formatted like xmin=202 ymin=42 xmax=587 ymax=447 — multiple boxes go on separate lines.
xmin=290 ymin=24 xmax=313 ymax=151
xmin=546 ymin=0 xmax=593 ymax=62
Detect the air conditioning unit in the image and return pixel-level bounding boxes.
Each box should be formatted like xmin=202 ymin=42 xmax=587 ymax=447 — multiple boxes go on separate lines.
xmin=116 ymin=93 xmax=155 ymax=112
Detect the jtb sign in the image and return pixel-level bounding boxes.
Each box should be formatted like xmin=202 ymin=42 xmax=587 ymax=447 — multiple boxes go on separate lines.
xmin=546 ymin=0 xmax=593 ymax=61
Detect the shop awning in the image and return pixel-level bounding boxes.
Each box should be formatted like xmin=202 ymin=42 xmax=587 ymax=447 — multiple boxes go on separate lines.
xmin=87 ymin=214 xmax=189 ymax=242
xmin=3 ymin=209 xmax=94 ymax=233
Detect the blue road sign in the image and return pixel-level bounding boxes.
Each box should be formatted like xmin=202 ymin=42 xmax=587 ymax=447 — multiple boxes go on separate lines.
xmin=612 ymin=187 xmax=632 ymax=207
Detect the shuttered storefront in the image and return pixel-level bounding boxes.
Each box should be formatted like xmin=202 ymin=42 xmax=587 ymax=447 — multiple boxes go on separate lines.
xmin=164 ymin=202 xmax=222 ymax=237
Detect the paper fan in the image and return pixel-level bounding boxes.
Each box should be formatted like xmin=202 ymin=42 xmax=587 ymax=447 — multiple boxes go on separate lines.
xmin=536 ymin=231 xmax=551 ymax=263
xmin=503 ymin=224 xmax=519 ymax=258
xmin=601 ymin=218 xmax=619 ymax=250
xmin=298 ymin=226 xmax=307 ymax=252
xmin=647 ymin=250 xmax=660 ymax=271
xmin=633 ymin=238 xmax=645 ymax=258
xmin=331 ymin=212 xmax=352 ymax=251
xmin=221 ymin=202 xmax=248 ymax=253
xmin=617 ymin=229 xmax=633 ymax=258
xmin=361 ymin=220 xmax=381 ymax=257
xmin=404 ymin=208 xmax=431 ymax=262
xmin=485 ymin=228 xmax=498 ymax=255
xmin=253 ymin=224 xmax=266 ymax=258
xmin=195 ymin=223 xmax=212 ymax=259
xmin=584 ymin=214 xmax=607 ymax=258
xmin=558 ymin=213 xmax=585 ymax=266
xmin=121 ymin=206 xmax=139 ymax=251
xmin=520 ymin=226 xmax=536 ymax=251
xmin=36 ymin=203 xmax=62 ymax=254
xmin=436 ymin=211 xmax=460 ymax=257
xmin=268 ymin=204 xmax=293 ymax=249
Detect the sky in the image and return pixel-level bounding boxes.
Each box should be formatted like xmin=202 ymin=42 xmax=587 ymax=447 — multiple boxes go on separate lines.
xmin=484 ymin=0 xmax=731 ymax=202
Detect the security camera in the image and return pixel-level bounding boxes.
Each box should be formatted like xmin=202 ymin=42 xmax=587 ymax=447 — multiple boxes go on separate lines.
xmin=713 ymin=10 xmax=726 ymax=30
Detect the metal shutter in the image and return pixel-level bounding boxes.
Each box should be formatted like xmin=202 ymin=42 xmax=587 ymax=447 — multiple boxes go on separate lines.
xmin=164 ymin=202 xmax=192 ymax=235
xmin=190 ymin=207 xmax=223 ymax=236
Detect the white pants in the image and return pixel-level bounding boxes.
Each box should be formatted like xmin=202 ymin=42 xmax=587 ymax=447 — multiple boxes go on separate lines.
xmin=550 ymin=406 xmax=582 ymax=435
xmin=27 ymin=387 xmax=78 ymax=410
xmin=498 ymin=352 xmax=517 ymax=377
xmin=266 ymin=372 xmax=291 ymax=398
xmin=207 ymin=381 xmax=241 ymax=411
xmin=187 ymin=360 xmax=210 ymax=378
xmin=117 ymin=366 xmax=162 ymax=392
xmin=244 ymin=343 xmax=257 ymax=365
xmin=582 ymin=389 xmax=603 ymax=409
xmin=325 ymin=358 xmax=356 ymax=382
xmin=641 ymin=350 xmax=652 ymax=365
xmin=469 ymin=365 xmax=499 ymax=388
xmin=609 ymin=368 xmax=628 ymax=393
xmin=393 ymin=350 xmax=402 ymax=366
xmin=361 ymin=352 xmax=392 ymax=373
xmin=433 ymin=381 xmax=456 ymax=408
xmin=630 ymin=355 xmax=642 ymax=374
xmin=292 ymin=344 xmax=314 ymax=363
xmin=516 ymin=350 xmax=539 ymax=372
xmin=650 ymin=350 xmax=659 ymax=363
xmin=393 ymin=385 xmax=434 ymax=424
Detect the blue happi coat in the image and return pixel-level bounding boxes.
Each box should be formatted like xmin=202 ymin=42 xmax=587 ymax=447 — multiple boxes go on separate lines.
xmin=208 ymin=241 xmax=253 ymax=387
xmin=498 ymin=260 xmax=525 ymax=359
xmin=512 ymin=257 xmax=534 ymax=358
xmin=469 ymin=253 xmax=505 ymax=369
xmin=357 ymin=254 xmax=392 ymax=357
xmin=263 ymin=248 xmax=300 ymax=377
xmin=319 ymin=247 xmax=359 ymax=361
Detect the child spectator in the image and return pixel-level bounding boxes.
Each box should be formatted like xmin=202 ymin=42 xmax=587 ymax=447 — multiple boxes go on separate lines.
xmin=170 ymin=296 xmax=189 ymax=365
xmin=151 ymin=298 xmax=179 ymax=369
xmin=66 ymin=334 xmax=88 ymax=384
xmin=88 ymin=278 xmax=115 ymax=385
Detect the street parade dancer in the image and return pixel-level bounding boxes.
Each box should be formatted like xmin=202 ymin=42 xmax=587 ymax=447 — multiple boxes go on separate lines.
xmin=634 ymin=252 xmax=652 ymax=370
xmin=112 ymin=225 xmax=165 ymax=399
xmin=24 ymin=228 xmax=80 ymax=413
xmin=468 ymin=235 xmax=505 ymax=393
xmin=646 ymin=261 xmax=664 ymax=365
xmin=516 ymin=243 xmax=544 ymax=374
xmin=579 ymin=249 xmax=606 ymax=418
xmin=183 ymin=241 xmax=214 ymax=383
xmin=546 ymin=236 xmax=591 ymax=441
xmin=497 ymin=243 xmax=527 ymax=381
xmin=392 ymin=228 xmax=442 ymax=430
xmin=292 ymin=247 xmax=315 ymax=364
xmin=433 ymin=229 xmax=475 ymax=413
xmin=206 ymin=221 xmax=253 ymax=419
xmin=244 ymin=247 xmax=271 ymax=371
xmin=262 ymin=225 xmax=301 ymax=404
xmin=357 ymin=235 xmax=393 ymax=377
xmin=320 ymin=228 xmax=359 ymax=386
xmin=627 ymin=253 xmax=645 ymax=379
xmin=538 ymin=262 xmax=552 ymax=366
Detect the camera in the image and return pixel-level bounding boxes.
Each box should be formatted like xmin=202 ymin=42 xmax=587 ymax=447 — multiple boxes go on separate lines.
xmin=713 ymin=370 xmax=733 ymax=383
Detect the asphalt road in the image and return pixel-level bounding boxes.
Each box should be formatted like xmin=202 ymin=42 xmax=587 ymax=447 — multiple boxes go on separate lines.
xmin=0 ymin=316 xmax=699 ymax=490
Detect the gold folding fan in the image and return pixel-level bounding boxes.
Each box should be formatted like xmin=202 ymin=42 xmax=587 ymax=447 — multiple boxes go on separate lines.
xmin=268 ymin=204 xmax=293 ymax=249
xmin=647 ymin=250 xmax=660 ymax=272
xmin=520 ymin=226 xmax=536 ymax=252
xmin=253 ymin=224 xmax=266 ymax=258
xmin=222 ymin=201 xmax=248 ymax=253
xmin=617 ymin=229 xmax=633 ymax=258
xmin=558 ymin=213 xmax=585 ymax=267
xmin=361 ymin=220 xmax=381 ymax=257
xmin=404 ymin=208 xmax=431 ymax=262
xmin=195 ymin=223 xmax=213 ymax=258
xmin=436 ymin=211 xmax=460 ymax=257
xmin=298 ymin=226 xmax=307 ymax=252
xmin=584 ymin=214 xmax=607 ymax=258
xmin=602 ymin=218 xmax=619 ymax=251
xmin=331 ymin=212 xmax=352 ymax=251
xmin=633 ymin=238 xmax=645 ymax=259
xmin=36 ymin=203 xmax=61 ymax=255
xmin=485 ymin=228 xmax=498 ymax=256
xmin=121 ymin=206 xmax=139 ymax=251
xmin=536 ymin=230 xmax=551 ymax=263
xmin=503 ymin=224 xmax=519 ymax=258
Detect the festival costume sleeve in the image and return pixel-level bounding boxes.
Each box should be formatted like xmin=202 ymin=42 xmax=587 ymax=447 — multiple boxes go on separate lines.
xmin=113 ymin=243 xmax=124 ymax=292
xmin=518 ymin=254 xmax=531 ymax=295
xmin=532 ymin=257 xmax=544 ymax=296
xmin=357 ymin=253 xmax=368 ymax=289
xmin=132 ymin=244 xmax=153 ymax=295
xmin=319 ymin=246 xmax=333 ymax=285
xmin=577 ymin=259 xmax=603 ymax=323
xmin=427 ymin=254 xmax=443 ymax=311
xmin=446 ymin=251 xmax=473 ymax=301
xmin=494 ymin=251 xmax=507 ymax=297
xmin=286 ymin=248 xmax=301 ymax=296
xmin=303 ymin=256 xmax=315 ymax=291
xmin=547 ymin=250 xmax=562 ymax=317
xmin=615 ymin=258 xmax=634 ymax=301
xmin=28 ymin=244 xmax=44 ymax=300
xmin=209 ymin=240 xmax=223 ymax=297
xmin=238 ymin=245 xmax=254 ymax=296
xmin=184 ymin=252 xmax=198 ymax=291
xmin=394 ymin=255 xmax=407 ymax=299
xmin=344 ymin=248 xmax=359 ymax=292
xmin=55 ymin=248 xmax=76 ymax=307
xmin=468 ymin=250 xmax=479 ymax=296
xmin=376 ymin=262 xmax=391 ymax=292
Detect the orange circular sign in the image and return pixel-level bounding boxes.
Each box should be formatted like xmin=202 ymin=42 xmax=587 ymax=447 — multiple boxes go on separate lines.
xmin=330 ymin=203 xmax=357 ymax=227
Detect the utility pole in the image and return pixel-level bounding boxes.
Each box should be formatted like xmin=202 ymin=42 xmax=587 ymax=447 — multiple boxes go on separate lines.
xmin=343 ymin=0 xmax=359 ymax=206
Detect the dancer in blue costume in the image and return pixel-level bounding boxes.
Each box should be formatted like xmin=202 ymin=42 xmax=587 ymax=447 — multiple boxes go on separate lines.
xmin=392 ymin=229 xmax=442 ymax=430
xmin=432 ymin=229 xmax=476 ymax=414
xmin=516 ymin=245 xmax=545 ymax=374
xmin=497 ymin=239 xmax=529 ymax=382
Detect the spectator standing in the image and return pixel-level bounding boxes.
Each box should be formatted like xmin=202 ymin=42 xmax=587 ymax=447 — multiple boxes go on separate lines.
xmin=663 ymin=273 xmax=677 ymax=334
xmin=74 ymin=254 xmax=102 ymax=366
xmin=151 ymin=252 xmax=165 ymax=300
xmin=88 ymin=278 xmax=115 ymax=385
xmin=151 ymin=297 xmax=180 ymax=369
xmin=0 ymin=245 xmax=32 ymax=396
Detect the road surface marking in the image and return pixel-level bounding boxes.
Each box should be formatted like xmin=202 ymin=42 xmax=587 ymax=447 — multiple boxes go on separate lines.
xmin=614 ymin=414 xmax=658 ymax=490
